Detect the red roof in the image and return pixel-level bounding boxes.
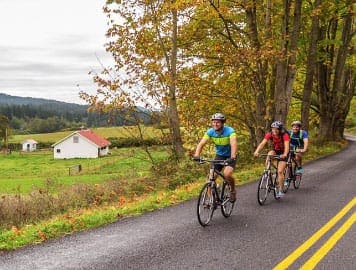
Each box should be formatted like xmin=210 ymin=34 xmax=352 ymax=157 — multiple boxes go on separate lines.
xmin=78 ymin=129 xmax=110 ymax=147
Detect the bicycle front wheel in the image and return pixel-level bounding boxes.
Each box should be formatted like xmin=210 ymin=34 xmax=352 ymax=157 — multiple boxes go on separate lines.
xmin=257 ymin=172 xmax=270 ymax=205
xmin=221 ymin=182 xmax=234 ymax=217
xmin=282 ymin=167 xmax=291 ymax=193
xmin=293 ymin=172 xmax=302 ymax=189
xmin=197 ymin=182 xmax=216 ymax=226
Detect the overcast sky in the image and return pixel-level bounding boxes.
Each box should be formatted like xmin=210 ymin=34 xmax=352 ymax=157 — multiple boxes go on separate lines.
xmin=0 ymin=0 xmax=113 ymax=104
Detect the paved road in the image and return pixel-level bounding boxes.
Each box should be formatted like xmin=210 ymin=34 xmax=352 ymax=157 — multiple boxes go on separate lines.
xmin=1 ymin=137 xmax=355 ymax=270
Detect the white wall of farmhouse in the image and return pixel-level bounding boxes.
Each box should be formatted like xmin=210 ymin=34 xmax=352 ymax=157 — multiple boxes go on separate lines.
xmin=53 ymin=135 xmax=99 ymax=159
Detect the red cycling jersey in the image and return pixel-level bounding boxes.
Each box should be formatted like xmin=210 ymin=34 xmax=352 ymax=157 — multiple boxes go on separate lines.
xmin=264 ymin=132 xmax=290 ymax=151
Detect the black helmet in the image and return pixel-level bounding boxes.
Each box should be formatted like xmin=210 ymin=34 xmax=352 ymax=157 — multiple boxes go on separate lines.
xmin=271 ymin=120 xmax=283 ymax=130
xmin=211 ymin=113 xmax=226 ymax=123
xmin=291 ymin=120 xmax=302 ymax=127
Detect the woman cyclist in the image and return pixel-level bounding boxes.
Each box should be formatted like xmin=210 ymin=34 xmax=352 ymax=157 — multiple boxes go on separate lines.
xmin=253 ymin=121 xmax=290 ymax=198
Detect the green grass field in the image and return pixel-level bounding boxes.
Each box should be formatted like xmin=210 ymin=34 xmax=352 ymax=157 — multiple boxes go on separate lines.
xmin=9 ymin=126 xmax=163 ymax=144
xmin=0 ymin=146 xmax=168 ymax=194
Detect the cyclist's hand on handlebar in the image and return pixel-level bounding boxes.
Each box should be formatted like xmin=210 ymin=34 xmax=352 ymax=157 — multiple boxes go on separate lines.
xmin=280 ymin=153 xmax=287 ymax=159
xmin=253 ymin=151 xmax=259 ymax=157
xmin=226 ymin=157 xmax=236 ymax=165
xmin=299 ymin=149 xmax=306 ymax=153
xmin=192 ymin=156 xmax=201 ymax=162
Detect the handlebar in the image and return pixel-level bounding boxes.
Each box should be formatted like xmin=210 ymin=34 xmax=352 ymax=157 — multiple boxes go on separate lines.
xmin=258 ymin=154 xmax=282 ymax=160
xmin=192 ymin=158 xmax=229 ymax=166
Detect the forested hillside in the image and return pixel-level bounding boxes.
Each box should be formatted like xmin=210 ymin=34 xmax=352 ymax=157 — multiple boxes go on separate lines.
xmin=0 ymin=93 xmax=155 ymax=134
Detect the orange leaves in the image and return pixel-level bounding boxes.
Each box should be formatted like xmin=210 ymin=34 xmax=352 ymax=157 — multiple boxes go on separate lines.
xmin=37 ymin=230 xmax=47 ymax=241
xmin=11 ymin=226 xmax=21 ymax=236
xmin=118 ymin=196 xmax=126 ymax=206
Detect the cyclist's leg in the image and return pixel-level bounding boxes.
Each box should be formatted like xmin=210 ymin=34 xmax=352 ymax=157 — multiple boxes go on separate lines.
xmin=223 ymin=166 xmax=236 ymax=191
xmin=277 ymin=160 xmax=287 ymax=191
xmin=220 ymin=156 xmax=237 ymax=202
xmin=295 ymin=153 xmax=303 ymax=173
xmin=266 ymin=150 xmax=277 ymax=167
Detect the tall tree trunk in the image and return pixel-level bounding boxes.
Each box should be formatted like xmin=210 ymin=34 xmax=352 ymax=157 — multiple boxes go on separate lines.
xmin=245 ymin=0 xmax=268 ymax=145
xmin=274 ymin=0 xmax=302 ymax=124
xmin=168 ymin=7 xmax=185 ymax=159
xmin=317 ymin=1 xmax=354 ymax=142
xmin=301 ymin=0 xmax=321 ymax=131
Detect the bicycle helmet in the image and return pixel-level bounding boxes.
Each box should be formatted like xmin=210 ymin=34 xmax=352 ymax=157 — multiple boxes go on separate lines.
xmin=211 ymin=113 xmax=226 ymax=123
xmin=271 ymin=120 xmax=283 ymax=130
xmin=291 ymin=120 xmax=302 ymax=127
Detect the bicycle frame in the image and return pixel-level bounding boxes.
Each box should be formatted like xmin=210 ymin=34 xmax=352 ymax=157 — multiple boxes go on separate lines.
xmin=284 ymin=150 xmax=303 ymax=190
xmin=202 ymin=159 xmax=228 ymax=204
xmin=257 ymin=154 xmax=281 ymax=205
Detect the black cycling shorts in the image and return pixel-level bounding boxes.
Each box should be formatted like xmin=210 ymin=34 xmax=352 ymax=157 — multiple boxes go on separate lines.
xmin=214 ymin=155 xmax=237 ymax=172
xmin=273 ymin=150 xmax=287 ymax=162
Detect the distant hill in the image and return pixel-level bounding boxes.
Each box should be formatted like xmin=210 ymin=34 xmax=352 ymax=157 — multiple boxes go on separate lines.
xmin=0 ymin=93 xmax=157 ymax=133
xmin=0 ymin=93 xmax=88 ymax=113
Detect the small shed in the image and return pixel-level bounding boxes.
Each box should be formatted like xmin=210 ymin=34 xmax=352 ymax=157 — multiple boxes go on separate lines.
xmin=52 ymin=129 xmax=111 ymax=159
xmin=21 ymin=139 xmax=38 ymax=152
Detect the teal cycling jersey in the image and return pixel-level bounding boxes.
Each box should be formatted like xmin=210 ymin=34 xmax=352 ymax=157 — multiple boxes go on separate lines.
xmin=203 ymin=126 xmax=236 ymax=157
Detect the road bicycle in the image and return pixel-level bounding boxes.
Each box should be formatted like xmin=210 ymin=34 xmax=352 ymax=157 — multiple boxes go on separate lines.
xmin=194 ymin=158 xmax=235 ymax=226
xmin=257 ymin=154 xmax=282 ymax=205
xmin=282 ymin=150 xmax=303 ymax=193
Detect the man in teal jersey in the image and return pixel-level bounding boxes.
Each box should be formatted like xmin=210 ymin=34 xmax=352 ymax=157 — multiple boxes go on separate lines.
xmin=289 ymin=120 xmax=309 ymax=174
xmin=193 ymin=113 xmax=237 ymax=202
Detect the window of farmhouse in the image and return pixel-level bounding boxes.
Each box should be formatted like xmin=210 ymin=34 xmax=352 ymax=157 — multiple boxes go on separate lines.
xmin=73 ymin=135 xmax=79 ymax=143
xmin=56 ymin=149 xmax=61 ymax=153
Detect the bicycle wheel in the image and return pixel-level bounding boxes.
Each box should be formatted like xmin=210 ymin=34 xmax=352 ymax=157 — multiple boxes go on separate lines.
xmin=257 ymin=172 xmax=270 ymax=205
xmin=293 ymin=171 xmax=302 ymax=189
xmin=273 ymin=175 xmax=281 ymax=200
xmin=282 ymin=167 xmax=291 ymax=193
xmin=221 ymin=181 xmax=234 ymax=217
xmin=197 ymin=182 xmax=216 ymax=226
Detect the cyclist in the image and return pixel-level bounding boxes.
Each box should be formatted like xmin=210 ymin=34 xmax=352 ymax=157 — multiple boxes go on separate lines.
xmin=193 ymin=113 xmax=238 ymax=202
xmin=289 ymin=121 xmax=309 ymax=174
xmin=253 ymin=121 xmax=290 ymax=198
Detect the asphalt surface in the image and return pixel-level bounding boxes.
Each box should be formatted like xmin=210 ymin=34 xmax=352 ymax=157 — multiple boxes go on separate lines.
xmin=1 ymin=136 xmax=355 ymax=270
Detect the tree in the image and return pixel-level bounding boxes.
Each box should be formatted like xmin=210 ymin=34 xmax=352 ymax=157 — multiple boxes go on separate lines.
xmin=273 ymin=0 xmax=302 ymax=123
xmin=0 ymin=114 xmax=10 ymax=149
xmin=315 ymin=1 xmax=355 ymax=141
xmin=80 ymin=0 xmax=187 ymax=160
xmin=177 ymin=0 xmax=302 ymax=149
xmin=301 ymin=0 xmax=321 ymax=132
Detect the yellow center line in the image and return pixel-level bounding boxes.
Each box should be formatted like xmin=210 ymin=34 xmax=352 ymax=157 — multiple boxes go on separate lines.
xmin=300 ymin=212 xmax=356 ymax=269
xmin=273 ymin=197 xmax=356 ymax=270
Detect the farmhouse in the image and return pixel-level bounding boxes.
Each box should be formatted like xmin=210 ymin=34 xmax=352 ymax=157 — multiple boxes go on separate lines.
xmin=21 ymin=139 xmax=38 ymax=152
xmin=52 ymin=129 xmax=111 ymax=159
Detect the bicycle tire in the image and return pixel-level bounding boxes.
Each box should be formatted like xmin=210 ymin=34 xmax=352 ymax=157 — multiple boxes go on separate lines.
xmin=197 ymin=182 xmax=216 ymax=226
xmin=257 ymin=172 xmax=270 ymax=205
xmin=282 ymin=167 xmax=291 ymax=193
xmin=273 ymin=174 xmax=281 ymax=200
xmin=293 ymin=172 xmax=302 ymax=189
xmin=221 ymin=181 xmax=234 ymax=217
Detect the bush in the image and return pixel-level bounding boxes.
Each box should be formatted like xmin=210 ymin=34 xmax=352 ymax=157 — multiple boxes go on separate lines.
xmin=107 ymin=136 xmax=171 ymax=148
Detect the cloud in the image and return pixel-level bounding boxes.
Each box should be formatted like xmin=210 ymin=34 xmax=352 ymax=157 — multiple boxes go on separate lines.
xmin=0 ymin=0 xmax=110 ymax=104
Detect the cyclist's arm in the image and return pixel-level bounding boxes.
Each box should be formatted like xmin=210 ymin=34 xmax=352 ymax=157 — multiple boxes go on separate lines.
xmin=281 ymin=139 xmax=290 ymax=158
xmin=301 ymin=138 xmax=309 ymax=152
xmin=254 ymin=138 xmax=268 ymax=156
xmin=230 ymin=136 xmax=237 ymax=158
xmin=194 ymin=137 xmax=209 ymax=157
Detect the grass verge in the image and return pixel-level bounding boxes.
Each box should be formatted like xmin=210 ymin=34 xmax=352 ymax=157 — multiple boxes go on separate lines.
xmin=0 ymin=139 xmax=348 ymax=251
